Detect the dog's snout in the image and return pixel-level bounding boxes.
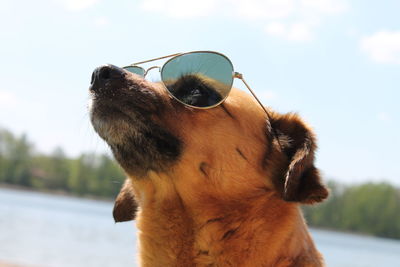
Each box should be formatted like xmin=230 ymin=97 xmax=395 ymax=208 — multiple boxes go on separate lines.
xmin=90 ymin=64 xmax=125 ymax=92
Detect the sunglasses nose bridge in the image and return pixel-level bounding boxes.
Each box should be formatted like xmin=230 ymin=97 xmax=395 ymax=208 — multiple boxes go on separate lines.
xmin=144 ymin=65 xmax=161 ymax=77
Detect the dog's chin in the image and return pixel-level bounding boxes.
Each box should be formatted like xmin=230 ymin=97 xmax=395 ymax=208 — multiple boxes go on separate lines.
xmin=89 ymin=99 xmax=182 ymax=177
xmin=91 ymin=114 xmax=133 ymax=146
xmin=89 ymin=98 xmax=143 ymax=145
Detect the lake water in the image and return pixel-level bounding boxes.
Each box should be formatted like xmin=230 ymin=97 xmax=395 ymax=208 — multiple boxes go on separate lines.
xmin=0 ymin=188 xmax=399 ymax=267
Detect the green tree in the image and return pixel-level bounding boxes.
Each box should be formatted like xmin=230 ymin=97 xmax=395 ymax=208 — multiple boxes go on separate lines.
xmin=0 ymin=130 xmax=33 ymax=186
xmin=67 ymin=154 xmax=94 ymax=195
xmin=33 ymin=147 xmax=71 ymax=190
xmin=93 ymin=154 xmax=125 ymax=197
xmin=304 ymin=182 xmax=400 ymax=239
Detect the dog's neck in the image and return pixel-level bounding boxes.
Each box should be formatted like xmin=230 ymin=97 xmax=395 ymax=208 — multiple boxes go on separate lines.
xmin=132 ymin=173 xmax=324 ymax=267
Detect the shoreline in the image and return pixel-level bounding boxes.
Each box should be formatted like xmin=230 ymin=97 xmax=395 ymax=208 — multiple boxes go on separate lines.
xmin=0 ymin=183 xmax=114 ymax=203
xmin=0 ymin=261 xmax=29 ymax=267
xmin=2 ymin=184 xmax=399 ymax=242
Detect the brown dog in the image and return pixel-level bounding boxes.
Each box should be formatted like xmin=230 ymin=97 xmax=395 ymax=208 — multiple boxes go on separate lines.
xmin=89 ymin=64 xmax=328 ymax=266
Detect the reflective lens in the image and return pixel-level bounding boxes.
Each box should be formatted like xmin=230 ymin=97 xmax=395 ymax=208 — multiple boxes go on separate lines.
xmin=161 ymin=52 xmax=234 ymax=108
xmin=124 ymin=66 xmax=145 ymax=76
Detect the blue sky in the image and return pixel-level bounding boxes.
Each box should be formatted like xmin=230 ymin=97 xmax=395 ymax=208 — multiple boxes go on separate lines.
xmin=0 ymin=0 xmax=399 ymax=185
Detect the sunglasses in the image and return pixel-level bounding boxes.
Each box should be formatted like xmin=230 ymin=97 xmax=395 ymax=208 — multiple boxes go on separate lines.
xmin=122 ymin=51 xmax=282 ymax=149
xmin=124 ymin=51 xmax=270 ymax=109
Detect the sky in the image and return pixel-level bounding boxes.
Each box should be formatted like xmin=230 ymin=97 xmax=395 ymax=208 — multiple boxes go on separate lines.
xmin=0 ymin=0 xmax=399 ymax=185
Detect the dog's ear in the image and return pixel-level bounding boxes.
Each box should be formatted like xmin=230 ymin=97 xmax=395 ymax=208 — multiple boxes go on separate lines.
xmin=113 ymin=179 xmax=138 ymax=222
xmin=270 ymin=113 xmax=328 ymax=204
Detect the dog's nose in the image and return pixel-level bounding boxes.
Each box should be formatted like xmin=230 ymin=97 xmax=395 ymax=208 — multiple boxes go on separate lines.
xmin=90 ymin=64 xmax=125 ymax=92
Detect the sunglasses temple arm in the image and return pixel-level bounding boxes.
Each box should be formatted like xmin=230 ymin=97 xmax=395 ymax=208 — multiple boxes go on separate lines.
xmin=234 ymin=72 xmax=283 ymax=151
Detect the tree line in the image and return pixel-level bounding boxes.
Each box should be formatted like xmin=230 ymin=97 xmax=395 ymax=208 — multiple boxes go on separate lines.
xmin=1 ymin=128 xmax=399 ymax=239
xmin=303 ymin=181 xmax=400 ymax=239
xmin=0 ymin=128 xmax=125 ymax=198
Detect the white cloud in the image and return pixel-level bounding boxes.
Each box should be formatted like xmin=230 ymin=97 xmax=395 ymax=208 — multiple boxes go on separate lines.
xmin=141 ymin=0 xmax=216 ymax=18
xmin=288 ymin=23 xmax=314 ymax=41
xmin=361 ymin=31 xmax=400 ymax=64
xmin=140 ymin=0 xmax=297 ymax=19
xmin=94 ymin=17 xmax=109 ymax=26
xmin=59 ymin=0 xmax=99 ymax=11
xmin=300 ymin=0 xmax=348 ymax=15
xmin=345 ymin=27 xmax=359 ymax=38
xmin=266 ymin=22 xmax=313 ymax=42
xmin=377 ymin=112 xmax=391 ymax=122
xmin=0 ymin=90 xmax=18 ymax=109
xmin=232 ymin=0 xmax=295 ymax=20
xmin=139 ymin=0 xmax=349 ymax=42
xmin=265 ymin=22 xmax=286 ymax=36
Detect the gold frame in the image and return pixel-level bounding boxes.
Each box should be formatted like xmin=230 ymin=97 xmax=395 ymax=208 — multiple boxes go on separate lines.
xmin=122 ymin=51 xmax=281 ymax=149
xmin=123 ymin=51 xmax=234 ymax=110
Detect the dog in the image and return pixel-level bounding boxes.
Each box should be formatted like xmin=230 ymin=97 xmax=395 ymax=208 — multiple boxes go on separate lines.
xmin=89 ymin=64 xmax=329 ymax=266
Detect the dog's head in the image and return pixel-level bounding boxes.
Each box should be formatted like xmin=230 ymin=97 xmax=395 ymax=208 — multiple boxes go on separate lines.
xmin=89 ymin=64 xmax=328 ymax=222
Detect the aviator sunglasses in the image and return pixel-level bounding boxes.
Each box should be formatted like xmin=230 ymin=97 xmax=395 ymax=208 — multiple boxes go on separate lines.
xmin=122 ymin=51 xmax=282 ymax=149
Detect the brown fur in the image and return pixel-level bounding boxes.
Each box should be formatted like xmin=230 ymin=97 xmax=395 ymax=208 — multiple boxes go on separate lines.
xmin=90 ymin=67 xmax=328 ymax=266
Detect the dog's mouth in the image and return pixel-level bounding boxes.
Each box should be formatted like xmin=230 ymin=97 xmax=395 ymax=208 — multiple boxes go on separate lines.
xmin=89 ymin=65 xmax=162 ymax=140
xmin=90 ymin=64 xmax=162 ymax=108
xmin=89 ymin=64 xmax=182 ymax=177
